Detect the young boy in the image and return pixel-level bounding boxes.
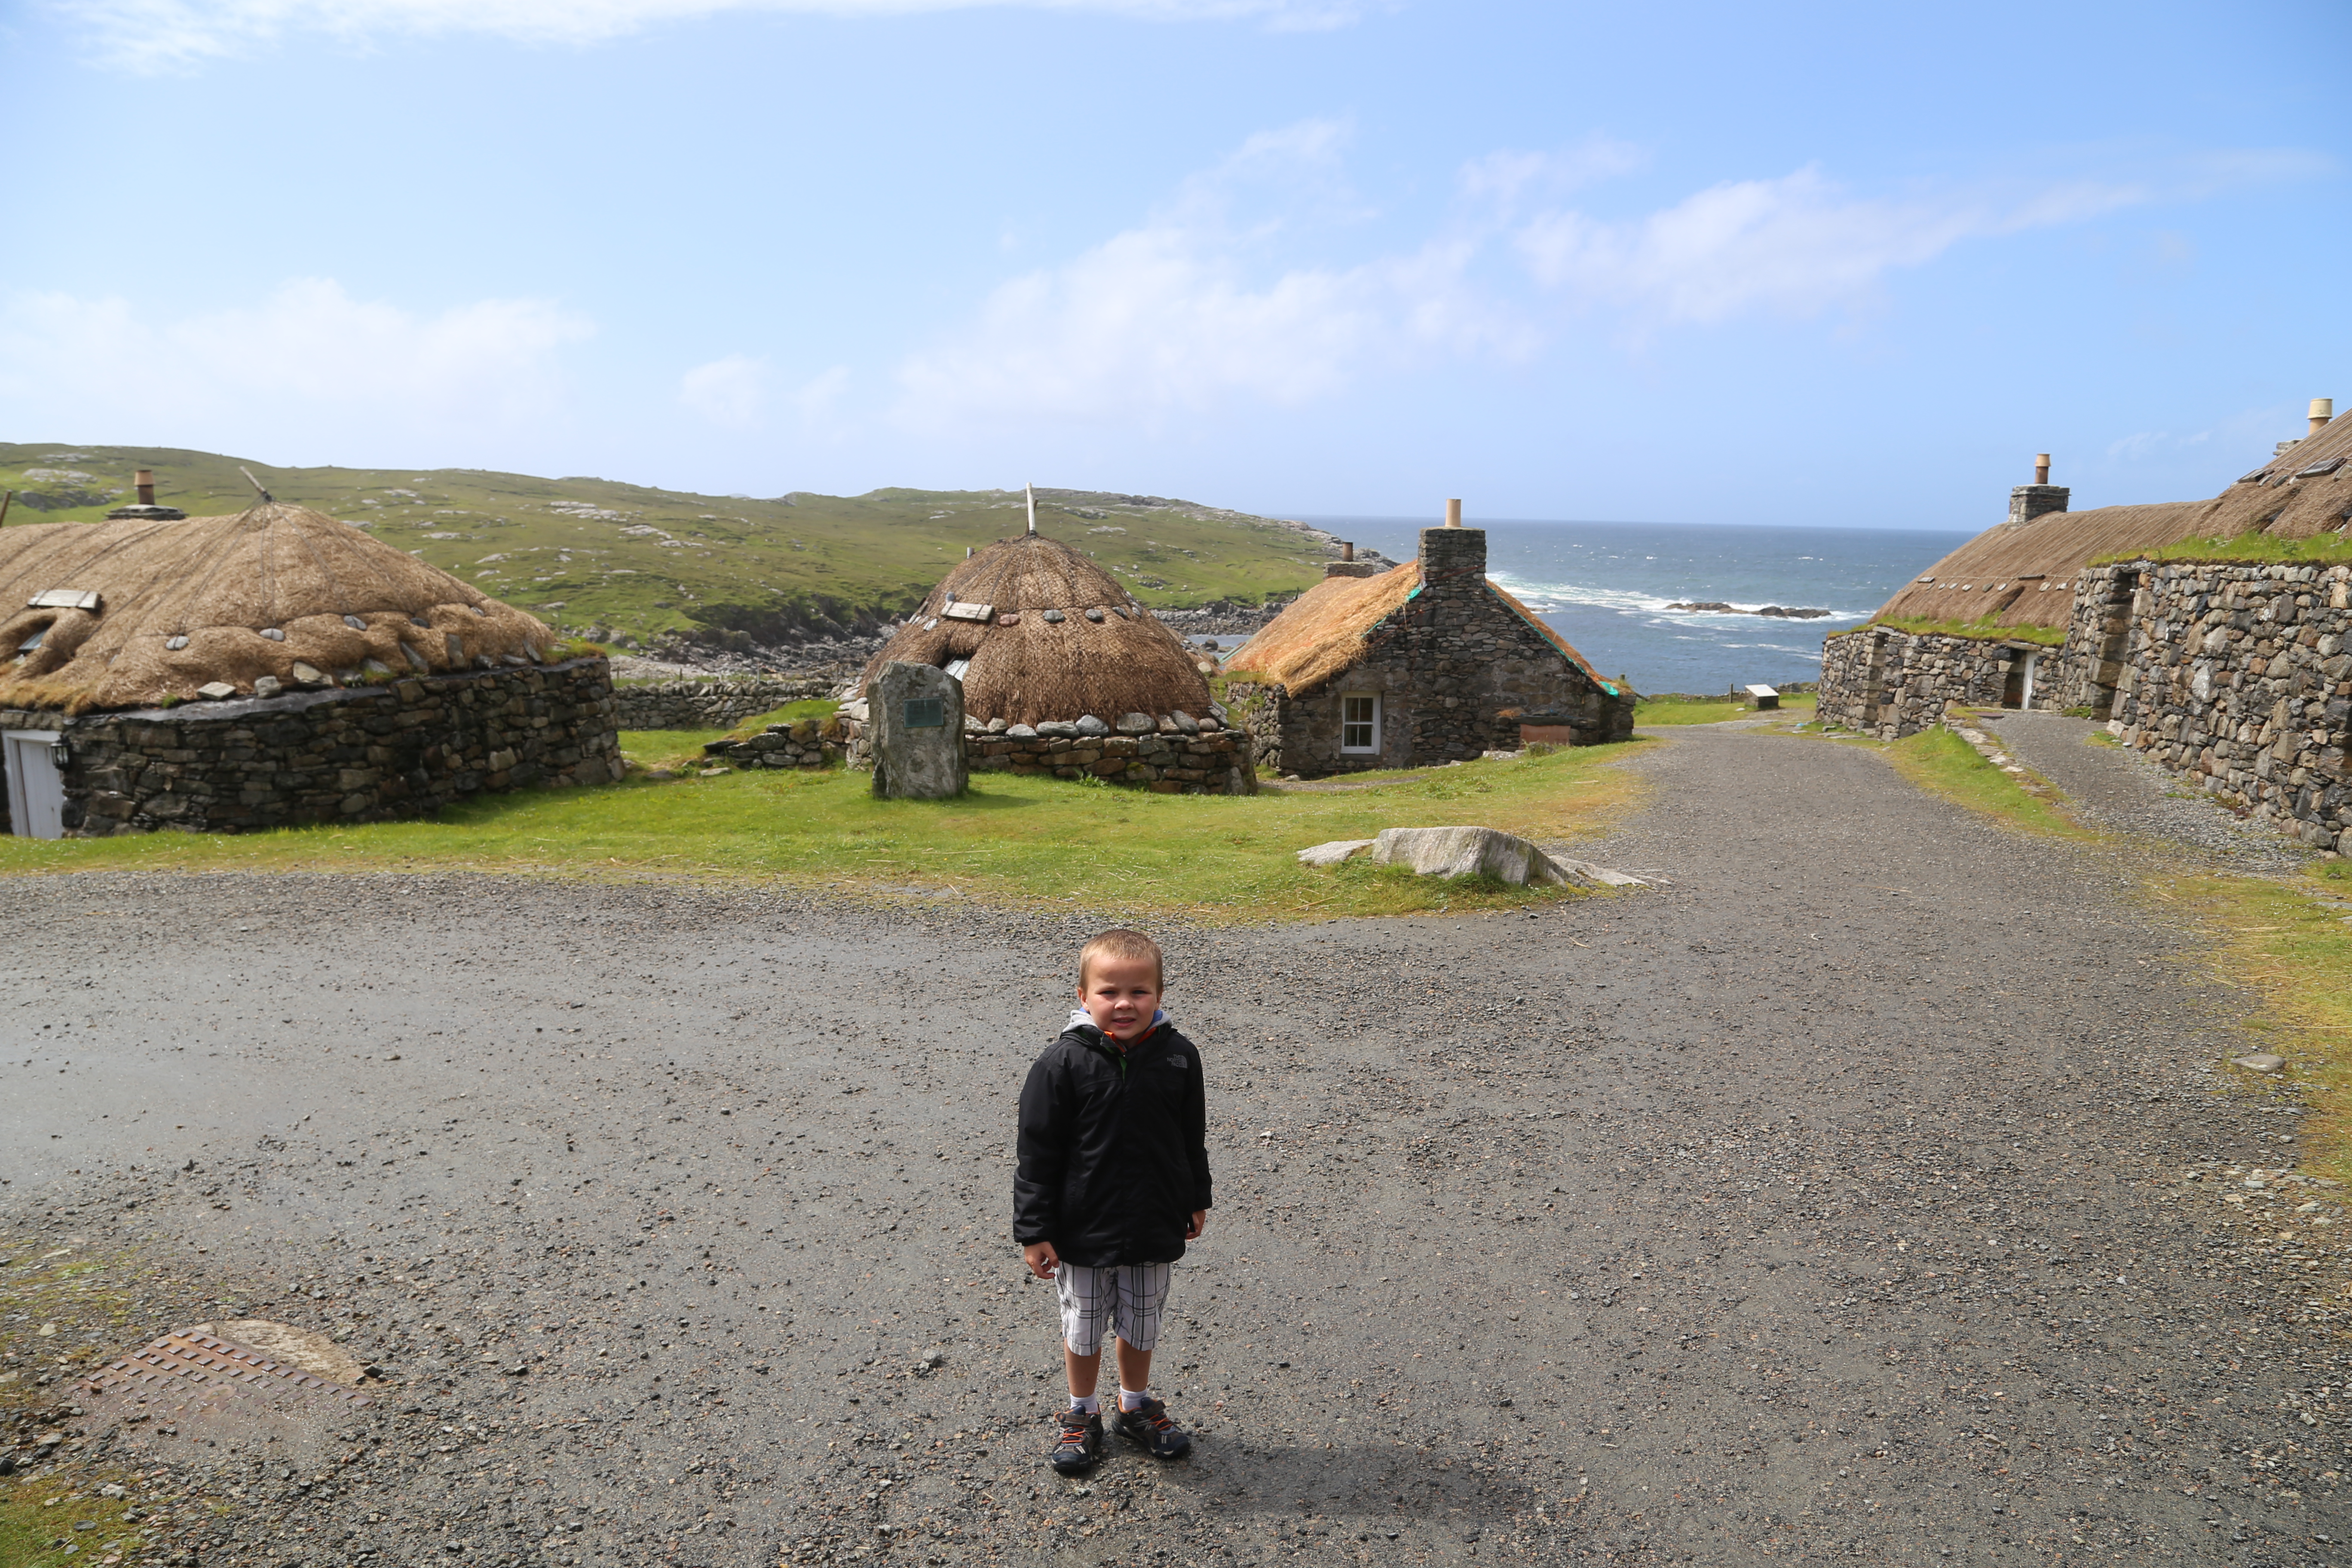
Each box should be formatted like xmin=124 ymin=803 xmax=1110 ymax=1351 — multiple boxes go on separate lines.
xmin=1015 ymin=928 xmax=1211 ymax=1475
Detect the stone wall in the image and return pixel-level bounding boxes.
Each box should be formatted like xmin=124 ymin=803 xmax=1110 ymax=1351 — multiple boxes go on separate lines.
xmin=2098 ymin=560 xmax=2351 ymax=851
xmin=1228 ymin=529 xmax=1635 ymax=776
xmin=707 ymin=706 xmax=1255 ymax=794
xmin=1819 ymin=559 xmax=2351 ymax=851
xmin=1817 ymin=628 xmax=2057 ymax=739
xmin=613 ymin=677 xmax=832 ymax=730
xmin=699 ymin=715 xmax=848 ymax=771
xmin=0 ymin=658 xmax=622 ymax=836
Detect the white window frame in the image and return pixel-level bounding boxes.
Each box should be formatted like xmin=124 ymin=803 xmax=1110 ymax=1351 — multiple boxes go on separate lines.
xmin=1339 ymin=692 xmax=1381 ymax=754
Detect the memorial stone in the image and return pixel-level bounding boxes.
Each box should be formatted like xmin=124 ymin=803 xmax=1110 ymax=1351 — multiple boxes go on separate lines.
xmin=870 ymin=662 xmax=967 ymax=799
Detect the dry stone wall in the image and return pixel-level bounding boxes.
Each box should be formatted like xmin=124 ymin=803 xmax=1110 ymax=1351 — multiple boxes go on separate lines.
xmin=2099 ymin=560 xmax=2351 ymax=851
xmin=704 ymin=704 xmax=1255 ymax=794
xmin=0 ymin=657 xmax=621 ymax=836
xmin=1819 ymin=559 xmax=2350 ymax=851
xmin=614 ymin=677 xmax=830 ymax=730
xmin=1817 ymin=629 xmax=2046 ymax=738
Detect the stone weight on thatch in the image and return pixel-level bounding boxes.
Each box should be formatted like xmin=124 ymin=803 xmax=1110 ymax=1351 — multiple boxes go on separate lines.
xmin=870 ymin=662 xmax=966 ymax=799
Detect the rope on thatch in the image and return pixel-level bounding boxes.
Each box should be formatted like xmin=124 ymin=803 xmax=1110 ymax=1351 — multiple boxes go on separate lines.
xmin=854 ymin=533 xmax=1210 ymax=727
xmin=0 ymin=502 xmax=558 ymax=712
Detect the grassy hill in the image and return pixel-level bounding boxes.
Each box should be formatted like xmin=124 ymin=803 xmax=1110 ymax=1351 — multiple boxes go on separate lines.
xmin=0 ymin=444 xmax=1338 ymax=645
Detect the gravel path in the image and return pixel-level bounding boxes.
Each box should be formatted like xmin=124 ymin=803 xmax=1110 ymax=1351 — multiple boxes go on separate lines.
xmin=1978 ymin=711 xmax=2318 ymax=874
xmin=3 ymin=726 xmax=2346 ymax=1568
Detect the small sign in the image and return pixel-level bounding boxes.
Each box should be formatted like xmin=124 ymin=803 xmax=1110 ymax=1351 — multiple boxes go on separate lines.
xmin=903 ymin=698 xmax=945 ymax=729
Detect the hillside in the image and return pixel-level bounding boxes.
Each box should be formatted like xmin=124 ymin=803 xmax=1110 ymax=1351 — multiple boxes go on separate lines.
xmin=0 ymin=444 xmax=1340 ymax=646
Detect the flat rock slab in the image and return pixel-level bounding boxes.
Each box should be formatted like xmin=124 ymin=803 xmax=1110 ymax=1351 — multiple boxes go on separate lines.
xmin=1295 ymin=839 xmax=1375 ymax=866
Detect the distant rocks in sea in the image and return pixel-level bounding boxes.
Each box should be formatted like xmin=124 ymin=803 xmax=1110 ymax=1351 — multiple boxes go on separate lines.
xmin=1664 ymin=601 xmax=1832 ymax=620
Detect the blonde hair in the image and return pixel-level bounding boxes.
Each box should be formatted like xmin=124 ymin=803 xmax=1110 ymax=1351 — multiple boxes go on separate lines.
xmin=1078 ymin=928 xmax=1164 ymax=991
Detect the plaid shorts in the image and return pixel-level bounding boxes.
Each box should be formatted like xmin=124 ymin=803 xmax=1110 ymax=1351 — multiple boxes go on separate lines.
xmin=1054 ymin=1260 xmax=1172 ymax=1356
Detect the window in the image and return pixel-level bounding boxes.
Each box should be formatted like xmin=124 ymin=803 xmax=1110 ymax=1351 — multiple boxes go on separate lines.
xmin=1340 ymin=692 xmax=1380 ymax=753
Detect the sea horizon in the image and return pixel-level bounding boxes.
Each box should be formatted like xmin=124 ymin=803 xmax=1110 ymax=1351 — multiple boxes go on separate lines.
xmin=1284 ymin=514 xmax=1974 ymax=696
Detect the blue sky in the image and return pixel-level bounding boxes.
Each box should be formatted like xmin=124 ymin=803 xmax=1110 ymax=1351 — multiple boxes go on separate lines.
xmin=4 ymin=0 xmax=2346 ymax=528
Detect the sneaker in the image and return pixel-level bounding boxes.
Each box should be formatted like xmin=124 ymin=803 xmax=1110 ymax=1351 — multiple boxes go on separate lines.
xmin=1049 ymin=1407 xmax=1103 ymax=1475
xmin=1112 ymin=1395 xmax=1191 ymax=1460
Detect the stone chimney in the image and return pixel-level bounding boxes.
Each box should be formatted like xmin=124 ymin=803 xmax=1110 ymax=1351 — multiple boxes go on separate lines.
xmin=105 ymin=465 xmax=187 ymax=521
xmin=1419 ymin=515 xmax=1487 ymax=586
xmin=2007 ymin=455 xmax=2069 ymax=527
xmin=1324 ymin=538 xmax=1381 ymax=579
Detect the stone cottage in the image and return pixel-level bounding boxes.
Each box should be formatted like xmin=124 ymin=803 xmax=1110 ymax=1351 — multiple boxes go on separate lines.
xmin=1821 ymin=404 xmax=2352 ymax=739
xmin=1222 ymin=510 xmax=1635 ymax=775
xmin=0 ymin=498 xmax=618 ymax=837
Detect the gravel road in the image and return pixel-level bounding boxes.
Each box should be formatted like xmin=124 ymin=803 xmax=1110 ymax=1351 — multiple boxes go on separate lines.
xmin=3 ymin=724 xmax=2346 ymax=1568
xmin=1978 ymin=711 xmax=2319 ymax=875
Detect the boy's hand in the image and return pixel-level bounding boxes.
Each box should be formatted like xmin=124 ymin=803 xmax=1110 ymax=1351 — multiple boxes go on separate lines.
xmin=1185 ymin=1210 xmax=1207 ymax=1241
xmin=1022 ymin=1241 xmax=1060 ymax=1280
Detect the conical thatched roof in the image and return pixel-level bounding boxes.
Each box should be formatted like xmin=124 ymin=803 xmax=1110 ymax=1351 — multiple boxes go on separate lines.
xmin=1224 ymin=560 xmax=1610 ymax=696
xmin=854 ymin=533 xmax=1210 ymax=727
xmin=0 ymin=502 xmax=559 ymax=713
xmin=1868 ymin=500 xmax=2211 ymax=634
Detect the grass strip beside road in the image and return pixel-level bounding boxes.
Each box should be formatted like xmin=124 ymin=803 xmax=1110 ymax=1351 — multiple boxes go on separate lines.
xmin=0 ymin=739 xmax=1647 ymax=920
xmin=1635 ymin=694 xmax=1817 ymax=726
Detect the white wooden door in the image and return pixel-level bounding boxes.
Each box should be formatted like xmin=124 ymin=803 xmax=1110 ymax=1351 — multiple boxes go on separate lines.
xmin=5 ymin=731 xmax=64 ymax=839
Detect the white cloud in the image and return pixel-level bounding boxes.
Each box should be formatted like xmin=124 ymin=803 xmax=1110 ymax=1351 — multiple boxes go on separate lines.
xmin=60 ymin=0 xmax=1360 ymax=71
xmin=679 ymin=353 xmax=769 ymax=429
xmin=895 ymin=137 xmax=2326 ymax=436
xmin=894 ymin=121 xmax=1526 ymax=431
xmin=0 ymin=277 xmax=593 ymax=450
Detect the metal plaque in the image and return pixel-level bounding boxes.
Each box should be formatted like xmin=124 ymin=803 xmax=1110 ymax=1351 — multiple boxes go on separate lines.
xmin=903 ymin=698 xmax=945 ymax=729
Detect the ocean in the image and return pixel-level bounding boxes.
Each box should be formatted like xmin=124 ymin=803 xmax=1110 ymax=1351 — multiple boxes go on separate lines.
xmin=1291 ymin=517 xmax=1973 ymax=697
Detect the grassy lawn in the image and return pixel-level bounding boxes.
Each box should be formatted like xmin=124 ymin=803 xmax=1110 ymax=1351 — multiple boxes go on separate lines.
xmin=1635 ymin=694 xmax=1816 ymax=726
xmin=0 ymin=741 xmax=1649 ymax=920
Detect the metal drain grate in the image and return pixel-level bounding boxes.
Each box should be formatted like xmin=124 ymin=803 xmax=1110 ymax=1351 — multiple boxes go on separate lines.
xmin=80 ymin=1331 xmax=374 ymax=1411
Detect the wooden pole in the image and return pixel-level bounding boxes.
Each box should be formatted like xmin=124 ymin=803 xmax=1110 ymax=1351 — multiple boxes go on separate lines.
xmin=0 ymin=490 xmax=12 ymax=528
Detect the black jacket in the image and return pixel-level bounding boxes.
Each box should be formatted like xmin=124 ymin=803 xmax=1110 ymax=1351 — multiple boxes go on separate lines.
xmin=1014 ymin=1017 xmax=1213 ymax=1267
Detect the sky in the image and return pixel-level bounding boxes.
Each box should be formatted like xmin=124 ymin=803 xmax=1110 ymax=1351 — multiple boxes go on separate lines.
xmin=3 ymin=0 xmax=2347 ymax=528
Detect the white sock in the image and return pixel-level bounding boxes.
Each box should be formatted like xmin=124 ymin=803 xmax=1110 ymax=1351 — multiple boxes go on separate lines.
xmin=1070 ymin=1394 xmax=1099 ymax=1415
xmin=1118 ymin=1387 xmax=1151 ymax=1411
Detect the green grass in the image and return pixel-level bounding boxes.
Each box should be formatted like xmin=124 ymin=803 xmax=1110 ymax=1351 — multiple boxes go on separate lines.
xmin=2094 ymin=531 xmax=2352 ymax=567
xmin=1634 ymin=694 xmax=1816 ymax=726
xmin=1876 ymin=723 xmax=2092 ymax=840
xmin=0 ymin=444 xmax=1334 ymax=646
xmin=0 ymin=743 xmax=1648 ymax=920
xmin=0 ymin=1475 xmax=152 ymax=1568
xmin=1834 ymin=615 xmax=2069 ymax=647
xmin=619 ymin=728 xmax=734 ymax=770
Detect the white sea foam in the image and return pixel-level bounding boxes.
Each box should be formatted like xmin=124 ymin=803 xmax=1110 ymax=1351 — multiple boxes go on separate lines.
xmin=1487 ymin=570 xmax=1870 ymax=622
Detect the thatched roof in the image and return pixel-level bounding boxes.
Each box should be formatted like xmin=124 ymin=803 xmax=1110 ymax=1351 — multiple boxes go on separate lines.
xmin=1223 ymin=560 xmax=1613 ymax=696
xmin=854 ymin=533 xmax=1210 ymax=727
xmin=2197 ymin=408 xmax=2352 ymax=540
xmin=0 ymin=502 xmax=559 ymax=713
xmin=1864 ymin=412 xmax=2352 ymax=638
xmin=1868 ymin=501 xmax=2211 ymax=634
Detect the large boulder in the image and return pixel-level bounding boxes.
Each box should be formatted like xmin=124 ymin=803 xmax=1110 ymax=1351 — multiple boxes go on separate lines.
xmin=1369 ymin=826 xmax=1645 ymax=888
xmin=870 ymin=662 xmax=967 ymax=799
